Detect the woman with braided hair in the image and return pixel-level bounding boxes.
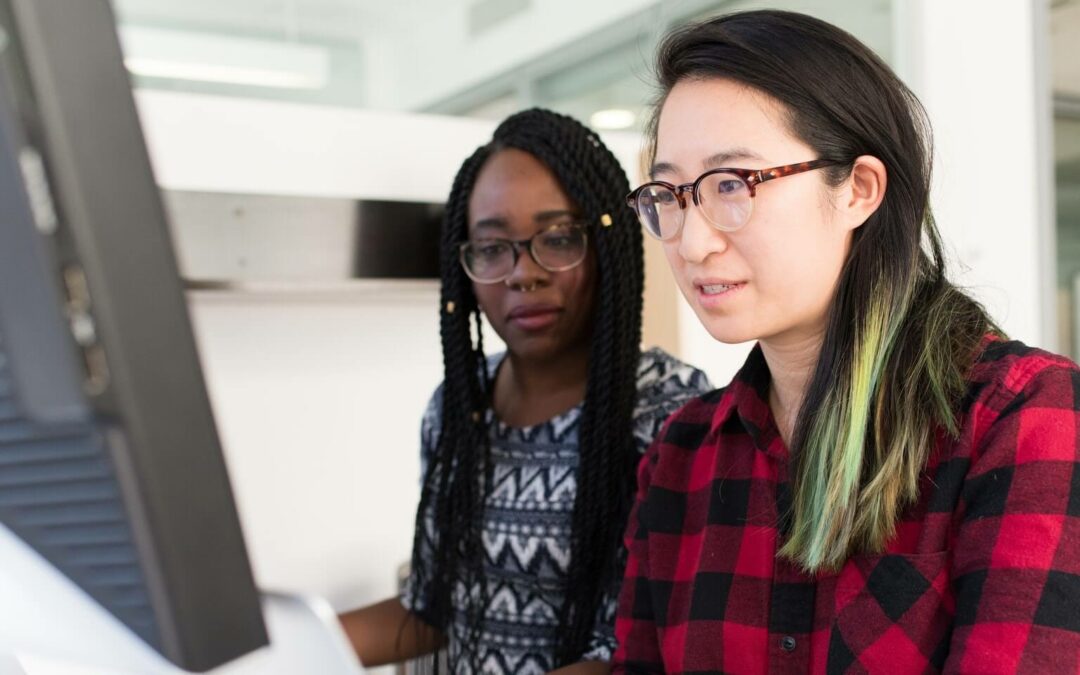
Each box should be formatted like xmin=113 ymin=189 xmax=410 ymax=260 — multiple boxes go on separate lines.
xmin=339 ymin=108 xmax=710 ymax=674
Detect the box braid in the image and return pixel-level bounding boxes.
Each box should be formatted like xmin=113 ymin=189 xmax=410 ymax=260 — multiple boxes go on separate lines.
xmin=407 ymin=108 xmax=644 ymax=669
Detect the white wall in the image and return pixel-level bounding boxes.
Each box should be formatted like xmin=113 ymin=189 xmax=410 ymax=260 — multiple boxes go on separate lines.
xmin=893 ymin=0 xmax=1056 ymax=348
xmin=136 ymin=90 xmax=496 ymax=200
xmin=186 ymin=286 xmax=442 ymax=610
xmin=135 ymin=92 xmax=501 ymax=614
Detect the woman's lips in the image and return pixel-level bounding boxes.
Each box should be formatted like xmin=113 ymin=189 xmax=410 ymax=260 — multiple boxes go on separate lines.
xmin=507 ymin=304 xmax=562 ymax=331
xmin=693 ymin=279 xmax=747 ymax=307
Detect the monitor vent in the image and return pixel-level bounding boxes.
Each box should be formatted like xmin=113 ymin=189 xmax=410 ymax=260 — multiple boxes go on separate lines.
xmin=0 ymin=333 xmax=160 ymax=645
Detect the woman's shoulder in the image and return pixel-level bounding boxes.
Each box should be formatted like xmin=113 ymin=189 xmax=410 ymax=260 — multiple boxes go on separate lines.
xmin=957 ymin=337 xmax=1079 ymax=459
xmin=636 ymin=347 xmax=714 ymax=401
xmin=965 ymin=338 xmax=1079 ymax=409
xmin=630 ymin=348 xmax=715 ymax=448
xmin=422 ymin=352 xmax=505 ymax=417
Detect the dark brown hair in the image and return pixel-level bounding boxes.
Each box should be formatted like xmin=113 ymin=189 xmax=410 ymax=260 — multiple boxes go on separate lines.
xmin=648 ymin=11 xmax=998 ymax=571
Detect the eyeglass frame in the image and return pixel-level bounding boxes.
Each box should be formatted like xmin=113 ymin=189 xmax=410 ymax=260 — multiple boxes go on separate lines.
xmin=625 ymin=158 xmax=841 ymax=239
xmin=457 ymin=221 xmax=591 ymax=284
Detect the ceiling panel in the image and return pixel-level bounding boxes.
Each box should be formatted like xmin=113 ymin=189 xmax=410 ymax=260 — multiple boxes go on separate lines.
xmin=112 ymin=0 xmax=374 ymax=44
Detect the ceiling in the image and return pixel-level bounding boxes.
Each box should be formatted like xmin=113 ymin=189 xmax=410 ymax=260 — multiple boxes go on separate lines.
xmin=110 ymin=0 xmax=1078 ymax=136
xmin=112 ymin=0 xmax=377 ymax=44
xmin=109 ymin=0 xmax=892 ymax=125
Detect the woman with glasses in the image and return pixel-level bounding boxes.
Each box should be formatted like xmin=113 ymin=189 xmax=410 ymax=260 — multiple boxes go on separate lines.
xmin=339 ymin=108 xmax=710 ymax=674
xmin=614 ymin=10 xmax=1080 ymax=674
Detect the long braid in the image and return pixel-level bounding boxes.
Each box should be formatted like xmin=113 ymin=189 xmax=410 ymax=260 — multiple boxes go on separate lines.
xmin=409 ymin=143 xmax=494 ymax=669
xmin=409 ymin=109 xmax=644 ymax=669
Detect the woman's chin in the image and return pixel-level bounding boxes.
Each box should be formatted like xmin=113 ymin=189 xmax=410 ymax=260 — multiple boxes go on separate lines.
xmin=702 ymin=321 xmax=758 ymax=345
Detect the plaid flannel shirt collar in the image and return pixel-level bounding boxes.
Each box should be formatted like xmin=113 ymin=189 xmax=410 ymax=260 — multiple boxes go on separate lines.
xmin=717 ymin=343 xmax=786 ymax=459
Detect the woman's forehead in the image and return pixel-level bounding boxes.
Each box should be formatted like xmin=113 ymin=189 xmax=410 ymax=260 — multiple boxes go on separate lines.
xmin=654 ymin=79 xmax=803 ymax=172
xmin=469 ymin=149 xmax=575 ymax=223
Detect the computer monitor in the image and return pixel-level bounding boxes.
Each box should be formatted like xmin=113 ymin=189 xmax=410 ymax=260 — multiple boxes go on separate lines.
xmin=0 ymin=0 xmax=268 ymax=671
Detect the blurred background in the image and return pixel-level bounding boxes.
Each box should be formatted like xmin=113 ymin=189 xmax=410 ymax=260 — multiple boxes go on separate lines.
xmin=97 ymin=0 xmax=1079 ymax=667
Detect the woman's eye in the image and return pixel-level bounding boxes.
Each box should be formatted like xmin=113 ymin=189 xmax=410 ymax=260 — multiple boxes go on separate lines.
xmin=475 ymin=243 xmax=505 ymax=258
xmin=717 ymin=179 xmax=743 ymax=194
xmin=648 ymin=190 xmax=676 ymax=205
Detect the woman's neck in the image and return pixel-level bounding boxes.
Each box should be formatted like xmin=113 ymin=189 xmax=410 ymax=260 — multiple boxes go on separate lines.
xmin=760 ymin=329 xmax=824 ymax=447
xmin=494 ymin=344 xmax=590 ymax=427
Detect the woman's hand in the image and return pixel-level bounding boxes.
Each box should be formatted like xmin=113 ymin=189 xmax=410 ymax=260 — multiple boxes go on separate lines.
xmin=338 ymin=597 xmax=445 ymax=666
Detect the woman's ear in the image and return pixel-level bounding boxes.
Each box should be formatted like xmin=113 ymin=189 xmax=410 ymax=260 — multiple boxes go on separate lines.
xmin=840 ymin=155 xmax=887 ymax=231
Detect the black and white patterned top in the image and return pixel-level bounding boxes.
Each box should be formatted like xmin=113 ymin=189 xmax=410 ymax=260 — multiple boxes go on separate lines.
xmin=401 ymin=347 xmax=712 ymax=675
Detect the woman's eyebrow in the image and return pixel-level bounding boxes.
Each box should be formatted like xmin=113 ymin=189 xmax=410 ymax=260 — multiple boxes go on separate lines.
xmin=472 ymin=217 xmax=508 ymax=230
xmin=649 ymin=161 xmax=678 ymax=180
xmin=534 ymin=209 xmax=577 ymax=223
xmin=472 ymin=210 xmax=577 ymax=233
xmin=703 ymin=148 xmax=765 ymax=168
xmin=650 ymin=148 xmax=766 ymax=180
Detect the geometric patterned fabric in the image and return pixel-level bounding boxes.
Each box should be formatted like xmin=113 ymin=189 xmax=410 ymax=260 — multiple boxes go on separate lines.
xmin=402 ymin=347 xmax=712 ymax=674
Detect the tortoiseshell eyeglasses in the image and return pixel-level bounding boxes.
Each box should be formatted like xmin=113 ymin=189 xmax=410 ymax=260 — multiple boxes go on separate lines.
xmin=625 ymin=158 xmax=841 ymax=240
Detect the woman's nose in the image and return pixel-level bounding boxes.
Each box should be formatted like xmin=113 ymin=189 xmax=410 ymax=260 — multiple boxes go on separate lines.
xmin=677 ymin=204 xmax=729 ymax=263
xmin=503 ymin=243 xmax=549 ymax=290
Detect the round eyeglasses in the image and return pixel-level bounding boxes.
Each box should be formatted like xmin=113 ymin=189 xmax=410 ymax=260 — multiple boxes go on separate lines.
xmin=459 ymin=222 xmax=588 ymax=284
xmin=626 ymin=159 xmax=839 ymax=240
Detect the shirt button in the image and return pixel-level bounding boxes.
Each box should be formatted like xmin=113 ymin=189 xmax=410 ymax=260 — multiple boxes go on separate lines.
xmin=781 ymin=636 xmax=797 ymax=652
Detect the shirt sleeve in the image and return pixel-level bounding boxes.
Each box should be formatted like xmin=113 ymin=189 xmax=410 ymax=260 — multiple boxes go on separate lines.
xmin=398 ymin=385 xmax=443 ymax=620
xmin=945 ymin=362 xmax=1080 ymax=673
xmin=580 ymin=552 xmax=622 ymax=661
xmin=611 ymin=431 xmax=667 ymax=674
xmin=631 ymin=351 xmax=713 ymax=456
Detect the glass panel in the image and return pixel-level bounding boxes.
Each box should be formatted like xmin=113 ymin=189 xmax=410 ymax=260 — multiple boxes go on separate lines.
xmin=112 ymin=0 xmax=367 ymax=108
xmin=1053 ymin=0 xmax=1080 ymax=358
xmin=531 ymin=0 xmax=891 ymax=132
xmin=1056 ymin=117 xmax=1080 ymax=358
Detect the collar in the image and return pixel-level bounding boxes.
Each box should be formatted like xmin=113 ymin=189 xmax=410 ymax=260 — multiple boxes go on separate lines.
xmin=713 ymin=343 xmax=787 ymax=459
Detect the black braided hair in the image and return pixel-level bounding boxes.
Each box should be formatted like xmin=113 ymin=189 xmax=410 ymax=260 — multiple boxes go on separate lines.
xmin=407 ymin=108 xmax=644 ymax=668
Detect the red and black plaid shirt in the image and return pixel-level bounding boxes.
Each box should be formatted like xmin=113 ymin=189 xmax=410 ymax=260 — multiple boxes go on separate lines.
xmin=613 ymin=339 xmax=1080 ymax=674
